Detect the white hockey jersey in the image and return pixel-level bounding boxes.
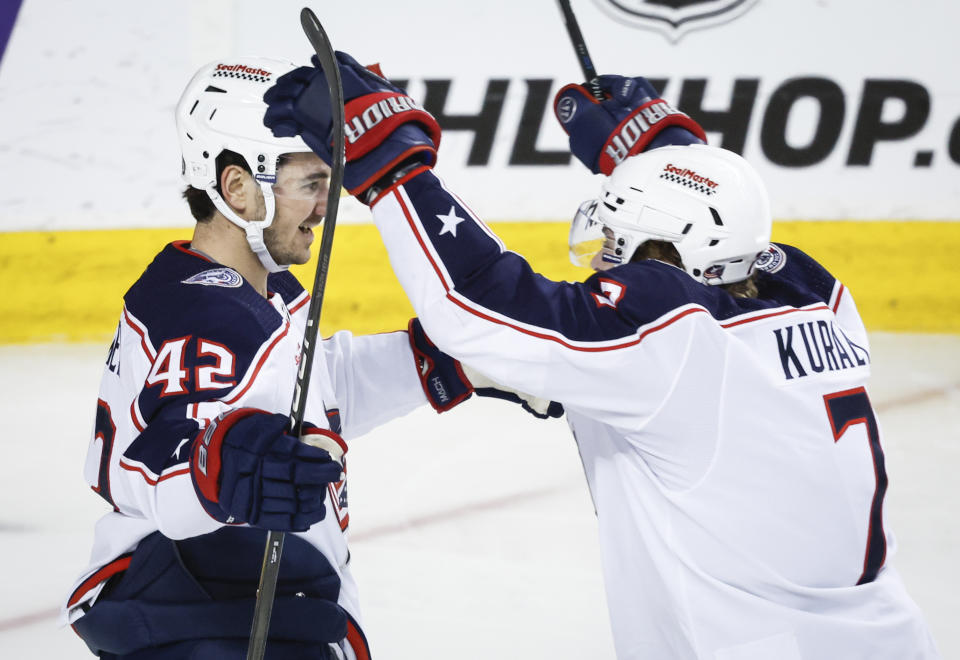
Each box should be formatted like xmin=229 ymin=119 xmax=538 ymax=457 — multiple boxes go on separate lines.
xmin=370 ymin=170 xmax=940 ymax=660
xmin=62 ymin=241 xmax=426 ymax=649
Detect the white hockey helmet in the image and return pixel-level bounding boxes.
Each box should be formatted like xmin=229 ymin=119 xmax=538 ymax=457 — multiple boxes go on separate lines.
xmin=570 ymin=144 xmax=772 ymax=285
xmin=176 ymin=56 xmax=314 ymax=273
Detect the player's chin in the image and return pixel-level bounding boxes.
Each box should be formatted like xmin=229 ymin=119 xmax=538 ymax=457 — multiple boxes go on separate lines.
xmin=290 ymin=234 xmax=314 ymax=264
xmin=287 ymin=248 xmax=311 ymax=266
xmin=268 ymin=245 xmax=311 ymax=267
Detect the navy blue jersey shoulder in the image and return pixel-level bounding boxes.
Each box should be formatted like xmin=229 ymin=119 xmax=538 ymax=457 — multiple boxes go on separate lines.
xmin=401 ymin=171 xmax=841 ymax=343
xmin=401 ymin=172 xmax=643 ymax=343
xmin=591 ymin=243 xmax=840 ymax=327
xmin=267 ymin=270 xmax=307 ymax=308
xmin=121 ymin=243 xmax=299 ymax=472
xmin=585 ymin=260 xmax=753 ymax=327
xmin=125 ymin=242 xmax=285 ymax=348
xmin=756 ymin=243 xmax=838 ymax=305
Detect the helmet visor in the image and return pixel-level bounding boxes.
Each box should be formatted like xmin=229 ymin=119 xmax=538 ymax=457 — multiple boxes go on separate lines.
xmin=568 ymin=199 xmax=605 ymax=268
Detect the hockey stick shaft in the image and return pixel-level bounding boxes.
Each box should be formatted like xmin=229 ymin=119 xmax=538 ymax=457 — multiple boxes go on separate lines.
xmin=245 ymin=8 xmax=346 ymax=660
xmin=555 ymin=0 xmax=604 ymax=100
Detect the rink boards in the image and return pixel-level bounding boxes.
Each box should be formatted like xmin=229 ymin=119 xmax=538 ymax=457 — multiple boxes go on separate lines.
xmin=2 ymin=219 xmax=958 ymax=344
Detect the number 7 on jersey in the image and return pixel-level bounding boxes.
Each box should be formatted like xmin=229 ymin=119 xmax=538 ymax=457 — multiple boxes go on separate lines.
xmin=823 ymin=386 xmax=888 ymax=585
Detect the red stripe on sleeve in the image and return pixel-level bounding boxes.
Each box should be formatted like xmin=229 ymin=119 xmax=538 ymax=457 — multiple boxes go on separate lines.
xmin=345 ymin=615 xmax=371 ymax=660
xmin=67 ymin=555 xmax=132 ymax=608
xmin=832 ymin=283 xmax=846 ymax=314
xmin=288 ymin=293 xmax=310 ymax=315
xmin=119 ymin=461 xmax=189 ymax=486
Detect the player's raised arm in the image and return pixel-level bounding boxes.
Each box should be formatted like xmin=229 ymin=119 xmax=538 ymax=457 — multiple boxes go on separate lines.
xmin=262 ymin=54 xmax=709 ymax=420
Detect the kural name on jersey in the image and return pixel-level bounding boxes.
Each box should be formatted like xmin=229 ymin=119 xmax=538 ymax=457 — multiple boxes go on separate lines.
xmin=774 ymin=319 xmax=870 ymax=381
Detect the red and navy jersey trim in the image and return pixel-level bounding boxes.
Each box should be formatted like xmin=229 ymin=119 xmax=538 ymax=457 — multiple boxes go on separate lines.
xmin=67 ymin=553 xmax=133 ymax=609
xmin=392 ymin=171 xmax=843 ymax=351
xmin=345 ymin=612 xmax=371 ymax=660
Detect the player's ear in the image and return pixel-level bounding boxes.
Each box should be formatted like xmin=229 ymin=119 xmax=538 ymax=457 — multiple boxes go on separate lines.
xmin=220 ymin=164 xmax=254 ymax=214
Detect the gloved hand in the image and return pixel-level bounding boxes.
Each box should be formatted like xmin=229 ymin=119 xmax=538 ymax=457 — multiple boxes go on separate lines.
xmin=190 ymin=409 xmax=347 ymax=531
xmin=409 ymin=318 xmax=564 ymax=419
xmin=553 ymin=74 xmax=707 ymax=175
xmin=263 ymin=51 xmax=441 ymax=200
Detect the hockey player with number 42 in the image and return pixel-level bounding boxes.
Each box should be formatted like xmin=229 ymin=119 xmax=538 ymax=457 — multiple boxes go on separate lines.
xmin=61 ymin=56 xmax=560 ymax=660
xmin=263 ymin=53 xmax=941 ymax=659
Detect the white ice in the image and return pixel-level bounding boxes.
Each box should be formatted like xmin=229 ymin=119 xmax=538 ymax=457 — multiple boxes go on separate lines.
xmin=1 ymin=334 xmax=957 ymax=658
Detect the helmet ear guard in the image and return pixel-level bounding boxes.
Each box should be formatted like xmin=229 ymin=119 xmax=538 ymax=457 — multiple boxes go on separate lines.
xmin=176 ymin=57 xmax=315 ymax=273
xmin=591 ymin=144 xmax=772 ymax=285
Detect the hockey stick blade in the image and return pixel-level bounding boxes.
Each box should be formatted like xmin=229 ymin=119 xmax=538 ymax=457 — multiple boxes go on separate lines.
xmin=556 ymin=0 xmax=604 ymax=100
xmin=246 ymin=8 xmax=346 ymax=660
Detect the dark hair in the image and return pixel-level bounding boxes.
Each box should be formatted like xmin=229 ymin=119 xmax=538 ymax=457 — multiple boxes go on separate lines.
xmin=181 ymin=150 xmax=252 ymax=223
xmin=632 ymin=240 xmax=758 ymax=298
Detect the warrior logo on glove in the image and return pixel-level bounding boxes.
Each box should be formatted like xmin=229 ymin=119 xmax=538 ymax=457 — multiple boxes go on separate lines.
xmin=554 ymin=74 xmax=706 ymax=176
xmin=345 ymin=92 xmax=434 ymax=152
xmin=602 ymin=99 xmax=692 ymax=170
xmin=263 ymin=51 xmax=441 ymax=199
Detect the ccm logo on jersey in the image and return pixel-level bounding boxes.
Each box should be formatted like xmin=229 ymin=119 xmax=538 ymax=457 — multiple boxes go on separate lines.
xmin=182 ymin=268 xmax=243 ymax=288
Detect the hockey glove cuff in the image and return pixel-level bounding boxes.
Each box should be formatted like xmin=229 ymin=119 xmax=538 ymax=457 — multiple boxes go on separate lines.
xmin=190 ymin=409 xmax=346 ymax=531
xmin=554 ymin=75 xmax=707 ymax=175
xmin=409 ymin=317 xmax=474 ymax=413
xmin=264 ymin=51 xmax=440 ymax=199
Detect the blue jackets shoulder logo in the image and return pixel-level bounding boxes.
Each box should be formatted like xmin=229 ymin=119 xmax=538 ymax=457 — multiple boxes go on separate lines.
xmin=182 ymin=268 xmax=243 ymax=288
xmin=755 ymin=244 xmax=786 ymax=273
xmin=590 ymin=0 xmax=761 ymax=42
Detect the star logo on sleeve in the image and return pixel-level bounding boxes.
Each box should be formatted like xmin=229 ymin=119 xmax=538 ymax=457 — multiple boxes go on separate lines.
xmin=436 ymin=206 xmax=466 ymax=237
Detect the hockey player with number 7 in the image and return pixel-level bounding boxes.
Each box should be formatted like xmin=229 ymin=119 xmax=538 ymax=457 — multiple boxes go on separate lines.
xmin=263 ymin=51 xmax=941 ymax=659
xmin=61 ymin=55 xmax=560 ymax=660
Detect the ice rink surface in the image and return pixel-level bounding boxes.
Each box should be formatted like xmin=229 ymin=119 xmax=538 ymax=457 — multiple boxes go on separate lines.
xmin=0 ymin=333 xmax=957 ymax=659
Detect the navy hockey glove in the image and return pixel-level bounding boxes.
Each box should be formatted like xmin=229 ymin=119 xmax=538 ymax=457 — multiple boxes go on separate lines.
xmin=409 ymin=318 xmax=563 ymax=419
xmin=553 ymin=75 xmax=707 ymax=175
xmin=409 ymin=317 xmax=473 ymax=413
xmin=263 ymin=52 xmax=440 ymax=200
xmin=190 ymin=409 xmax=346 ymax=532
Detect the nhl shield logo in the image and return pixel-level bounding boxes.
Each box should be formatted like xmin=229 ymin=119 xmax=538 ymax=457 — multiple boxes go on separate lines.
xmin=591 ymin=0 xmax=761 ymax=42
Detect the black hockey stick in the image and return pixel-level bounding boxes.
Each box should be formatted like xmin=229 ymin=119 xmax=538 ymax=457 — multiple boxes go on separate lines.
xmin=245 ymin=8 xmax=346 ymax=660
xmin=555 ymin=0 xmax=605 ymax=100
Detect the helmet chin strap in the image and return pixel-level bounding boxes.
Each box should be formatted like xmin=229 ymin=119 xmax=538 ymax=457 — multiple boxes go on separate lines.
xmin=206 ymin=185 xmax=288 ymax=274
